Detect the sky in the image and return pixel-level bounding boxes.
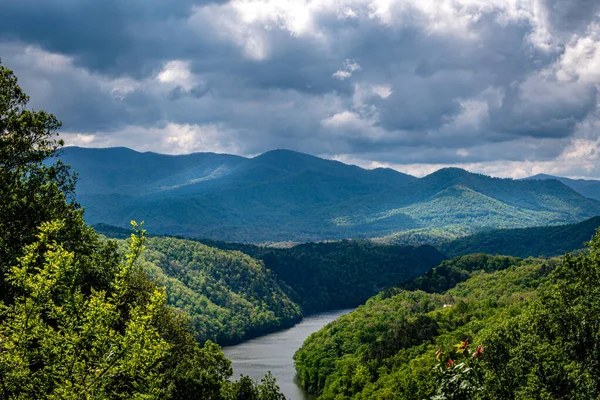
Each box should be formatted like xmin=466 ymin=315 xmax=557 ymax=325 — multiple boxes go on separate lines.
xmin=1 ymin=0 xmax=600 ymax=178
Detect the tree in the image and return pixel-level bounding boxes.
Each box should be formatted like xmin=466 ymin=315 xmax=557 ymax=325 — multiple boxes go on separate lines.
xmin=0 ymin=221 xmax=173 ymax=398
xmin=0 ymin=60 xmax=112 ymax=305
xmin=0 ymin=60 xmax=286 ymax=400
xmin=478 ymin=230 xmax=600 ymax=399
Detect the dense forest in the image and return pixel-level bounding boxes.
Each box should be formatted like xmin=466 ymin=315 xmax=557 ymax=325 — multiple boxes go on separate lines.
xmin=139 ymin=237 xmax=302 ymax=344
xmin=0 ymin=62 xmax=285 ymax=399
xmin=182 ymin=239 xmax=446 ymax=313
xmin=440 ymin=216 xmax=600 ymax=258
xmin=94 ymin=223 xmax=447 ymax=315
xmin=294 ymin=238 xmax=600 ymax=399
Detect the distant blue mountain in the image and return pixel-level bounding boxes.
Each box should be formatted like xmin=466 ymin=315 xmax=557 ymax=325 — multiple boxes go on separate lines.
xmin=58 ymin=147 xmax=600 ymax=242
xmin=524 ymin=173 xmax=600 ymax=201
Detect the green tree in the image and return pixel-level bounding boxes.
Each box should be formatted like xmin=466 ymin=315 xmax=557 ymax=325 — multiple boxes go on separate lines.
xmin=477 ymin=230 xmax=600 ymax=399
xmin=0 ymin=60 xmax=115 ymax=305
xmin=0 ymin=221 xmax=172 ymax=398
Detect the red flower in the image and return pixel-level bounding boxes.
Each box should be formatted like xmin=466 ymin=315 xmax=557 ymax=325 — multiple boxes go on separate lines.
xmin=446 ymin=359 xmax=454 ymax=368
xmin=472 ymin=345 xmax=484 ymax=359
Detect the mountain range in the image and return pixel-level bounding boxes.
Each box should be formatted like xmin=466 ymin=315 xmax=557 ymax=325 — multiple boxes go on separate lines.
xmin=525 ymin=173 xmax=600 ymax=201
xmin=58 ymin=146 xmax=600 ymax=242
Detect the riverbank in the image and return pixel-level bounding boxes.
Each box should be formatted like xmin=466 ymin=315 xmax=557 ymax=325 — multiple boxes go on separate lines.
xmin=223 ymin=309 xmax=352 ymax=400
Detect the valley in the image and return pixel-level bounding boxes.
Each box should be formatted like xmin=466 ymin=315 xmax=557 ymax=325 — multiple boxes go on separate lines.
xmin=4 ymin=5 xmax=600 ymax=398
xmin=7 ymin=132 xmax=600 ymax=399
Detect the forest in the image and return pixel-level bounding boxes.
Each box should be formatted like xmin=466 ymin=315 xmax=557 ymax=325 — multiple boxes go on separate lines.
xmin=194 ymin=239 xmax=446 ymax=313
xmin=139 ymin=236 xmax=302 ymax=345
xmin=294 ymin=241 xmax=600 ymax=399
xmin=0 ymin=62 xmax=285 ymax=399
xmin=93 ymin=225 xmax=446 ymax=336
xmin=440 ymin=216 xmax=600 ymax=258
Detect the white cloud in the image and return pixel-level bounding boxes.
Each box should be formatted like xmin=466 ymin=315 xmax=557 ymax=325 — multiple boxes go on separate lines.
xmin=62 ymin=123 xmax=242 ymax=155
xmin=157 ymin=60 xmax=196 ymax=90
xmin=372 ymin=84 xmax=392 ymax=98
xmin=321 ymin=110 xmax=363 ymax=128
xmin=333 ymin=59 xmax=362 ymax=80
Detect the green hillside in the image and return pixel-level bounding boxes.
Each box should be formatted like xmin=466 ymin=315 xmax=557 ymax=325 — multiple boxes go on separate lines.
xmin=323 ymin=168 xmax=600 ymax=234
xmin=61 ymin=148 xmax=600 ymax=242
xmin=441 ymin=216 xmax=600 ymax=258
xmin=137 ymin=237 xmax=302 ymax=345
xmin=93 ymin=224 xmax=447 ymax=314
xmin=526 ymin=173 xmax=600 ymax=201
xmin=294 ymin=235 xmax=600 ymax=399
xmin=294 ymin=255 xmax=548 ymax=398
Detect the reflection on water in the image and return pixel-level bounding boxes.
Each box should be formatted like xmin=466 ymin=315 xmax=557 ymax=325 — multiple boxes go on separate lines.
xmin=223 ymin=309 xmax=352 ymax=400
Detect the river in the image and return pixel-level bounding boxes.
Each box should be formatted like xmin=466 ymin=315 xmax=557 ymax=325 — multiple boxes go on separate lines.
xmin=223 ymin=309 xmax=352 ymax=400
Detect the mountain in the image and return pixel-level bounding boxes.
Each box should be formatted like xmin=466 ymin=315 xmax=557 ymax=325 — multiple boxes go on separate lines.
xmin=311 ymin=167 xmax=600 ymax=238
xmin=440 ymin=215 xmax=600 ymax=258
xmin=525 ymin=173 xmax=600 ymax=201
xmin=60 ymin=147 xmax=600 ymax=242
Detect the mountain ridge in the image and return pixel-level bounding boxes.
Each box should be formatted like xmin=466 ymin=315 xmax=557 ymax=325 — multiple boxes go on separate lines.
xmin=58 ymin=146 xmax=600 ymax=242
xmin=524 ymin=173 xmax=600 ymax=201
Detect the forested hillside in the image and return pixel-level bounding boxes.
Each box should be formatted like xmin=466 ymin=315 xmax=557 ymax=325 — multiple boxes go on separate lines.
xmin=139 ymin=237 xmax=302 ymax=345
xmin=0 ymin=62 xmax=284 ymax=399
xmin=188 ymin=239 xmax=446 ymax=313
xmin=441 ymin=216 xmax=600 ymax=258
xmin=294 ymin=236 xmax=600 ymax=399
xmin=526 ymin=174 xmax=600 ymax=201
xmin=93 ymin=223 xmax=447 ymax=315
xmin=62 ymin=148 xmax=600 ymax=242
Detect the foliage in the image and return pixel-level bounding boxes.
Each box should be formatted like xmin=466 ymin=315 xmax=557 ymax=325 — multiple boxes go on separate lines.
xmin=397 ymin=254 xmax=522 ymax=294
xmin=431 ymin=341 xmax=485 ymax=400
xmin=473 ymin=229 xmax=600 ymax=399
xmin=0 ymin=62 xmax=111 ymax=305
xmin=194 ymin=239 xmax=446 ymax=313
xmin=293 ymin=255 xmax=549 ymax=399
xmin=371 ymin=225 xmax=477 ymax=246
xmin=440 ymin=216 xmax=600 ymax=258
xmin=138 ymin=236 xmax=302 ymax=345
xmin=295 ymin=227 xmax=600 ymax=399
xmin=0 ymin=221 xmax=172 ymax=397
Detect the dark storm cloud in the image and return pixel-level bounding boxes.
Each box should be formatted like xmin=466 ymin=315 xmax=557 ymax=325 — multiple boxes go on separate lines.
xmin=0 ymin=0 xmax=229 ymax=77
xmin=1 ymin=0 xmax=600 ymax=177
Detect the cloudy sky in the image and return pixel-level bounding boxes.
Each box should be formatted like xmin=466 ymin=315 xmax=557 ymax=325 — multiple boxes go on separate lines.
xmin=1 ymin=0 xmax=600 ymax=178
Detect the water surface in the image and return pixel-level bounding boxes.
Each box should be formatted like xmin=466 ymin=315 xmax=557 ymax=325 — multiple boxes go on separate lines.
xmin=223 ymin=309 xmax=352 ymax=400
